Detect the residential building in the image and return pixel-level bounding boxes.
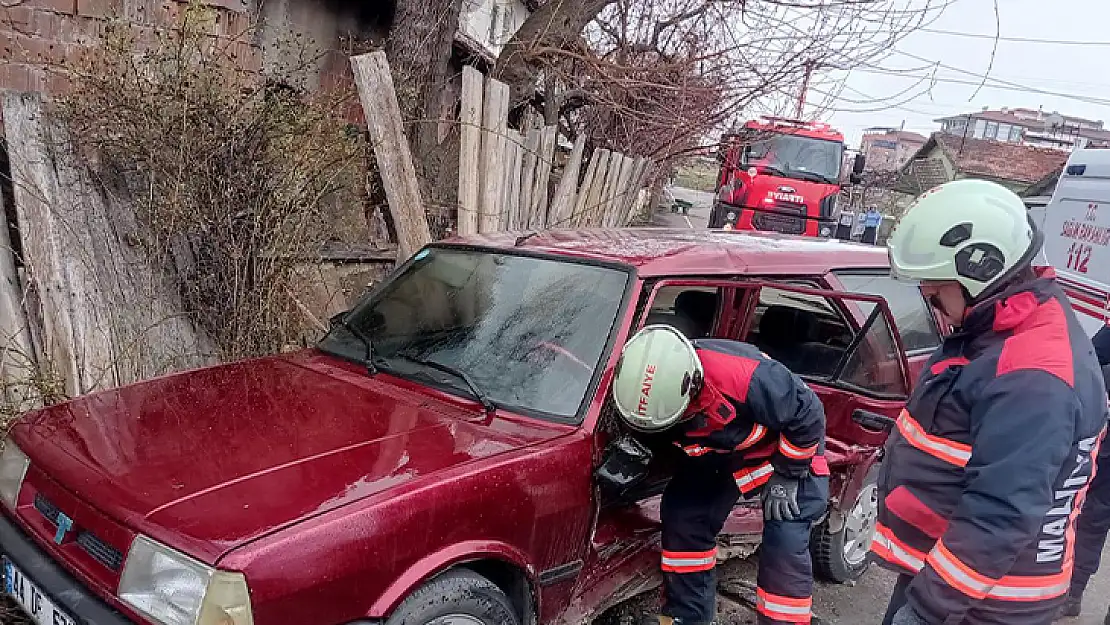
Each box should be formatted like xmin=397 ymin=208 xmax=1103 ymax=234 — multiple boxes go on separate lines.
xmin=935 ymin=107 xmax=1110 ymax=150
xmin=859 ymin=127 xmax=927 ymax=171
xmin=896 ymin=132 xmax=1069 ymax=198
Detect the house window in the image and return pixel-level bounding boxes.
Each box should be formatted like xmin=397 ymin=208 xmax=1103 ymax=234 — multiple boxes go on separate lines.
xmin=997 ymin=124 xmax=1012 ymax=142
xmin=985 ymin=122 xmax=999 ymax=140
xmin=1010 ymin=126 xmax=1024 ymax=142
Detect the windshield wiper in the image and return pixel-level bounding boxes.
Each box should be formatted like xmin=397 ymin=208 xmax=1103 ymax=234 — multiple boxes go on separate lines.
xmin=393 ymin=351 xmax=496 ymax=414
xmin=337 ymin=315 xmax=378 ymax=376
xmin=788 ymin=170 xmax=836 ymax=185
xmin=757 ymin=164 xmax=788 ymax=178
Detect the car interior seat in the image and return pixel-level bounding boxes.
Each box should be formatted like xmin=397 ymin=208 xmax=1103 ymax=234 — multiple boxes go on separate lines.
xmin=756 ymin=305 xmax=844 ymax=376
xmin=643 ymin=290 xmax=719 ymax=339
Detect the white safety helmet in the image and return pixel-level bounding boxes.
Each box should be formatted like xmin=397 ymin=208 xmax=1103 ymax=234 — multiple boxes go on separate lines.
xmin=887 ymin=179 xmax=1043 ymax=301
xmin=611 ymin=325 xmax=704 ymax=432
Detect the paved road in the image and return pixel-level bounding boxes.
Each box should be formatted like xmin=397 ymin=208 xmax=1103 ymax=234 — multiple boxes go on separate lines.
xmin=653 ymin=186 xmax=712 ymax=229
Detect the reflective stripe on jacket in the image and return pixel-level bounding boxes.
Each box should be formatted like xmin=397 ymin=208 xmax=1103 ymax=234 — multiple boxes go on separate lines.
xmin=873 ymin=271 xmax=1109 ymax=624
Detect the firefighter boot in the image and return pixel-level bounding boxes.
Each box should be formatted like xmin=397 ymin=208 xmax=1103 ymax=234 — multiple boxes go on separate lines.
xmin=1057 ymin=589 xmax=1082 ymax=619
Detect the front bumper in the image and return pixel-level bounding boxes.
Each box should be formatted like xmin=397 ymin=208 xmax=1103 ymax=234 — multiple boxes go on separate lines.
xmin=0 ymin=512 xmax=133 ymax=625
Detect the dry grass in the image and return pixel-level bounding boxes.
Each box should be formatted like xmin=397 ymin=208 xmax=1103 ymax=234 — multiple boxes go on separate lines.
xmin=673 ymin=159 xmax=719 ymax=193
xmin=54 ymin=1 xmax=366 ymax=362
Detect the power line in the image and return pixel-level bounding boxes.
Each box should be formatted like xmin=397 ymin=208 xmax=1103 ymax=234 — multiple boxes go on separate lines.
xmin=876 ymin=50 xmax=1110 ymax=108
xmin=919 ymin=27 xmax=1110 ymax=47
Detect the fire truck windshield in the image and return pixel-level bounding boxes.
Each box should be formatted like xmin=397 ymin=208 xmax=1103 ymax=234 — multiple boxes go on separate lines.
xmin=743 ymin=133 xmax=844 ymax=185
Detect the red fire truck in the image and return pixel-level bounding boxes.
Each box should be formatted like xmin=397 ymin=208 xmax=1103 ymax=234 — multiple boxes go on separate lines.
xmin=710 ymin=116 xmax=864 ymax=237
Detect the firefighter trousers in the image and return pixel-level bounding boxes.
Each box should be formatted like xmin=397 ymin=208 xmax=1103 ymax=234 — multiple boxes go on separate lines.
xmin=659 ymin=453 xmax=828 ymax=625
xmin=1072 ymin=456 xmax=1110 ymax=596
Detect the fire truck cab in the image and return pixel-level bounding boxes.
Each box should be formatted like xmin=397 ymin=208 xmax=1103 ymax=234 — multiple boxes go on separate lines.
xmin=710 ymin=117 xmax=865 ymax=237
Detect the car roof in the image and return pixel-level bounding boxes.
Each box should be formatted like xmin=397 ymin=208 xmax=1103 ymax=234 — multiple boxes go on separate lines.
xmin=439 ymin=228 xmax=889 ymax=278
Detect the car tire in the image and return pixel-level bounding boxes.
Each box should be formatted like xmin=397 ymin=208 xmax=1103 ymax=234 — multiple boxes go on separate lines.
xmin=811 ymin=464 xmax=880 ymax=584
xmin=385 ymin=569 xmax=521 ymax=625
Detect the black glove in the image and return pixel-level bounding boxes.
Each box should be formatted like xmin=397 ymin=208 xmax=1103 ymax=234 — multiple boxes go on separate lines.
xmin=890 ymin=604 xmax=930 ymax=625
xmin=761 ymin=472 xmax=801 ymax=521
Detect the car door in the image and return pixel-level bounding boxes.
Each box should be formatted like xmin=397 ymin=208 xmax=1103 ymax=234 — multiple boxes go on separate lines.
xmin=826 ymin=270 xmax=946 ymax=383
xmin=735 ymin=280 xmax=911 ymax=456
xmin=727 ymin=279 xmax=912 ymax=574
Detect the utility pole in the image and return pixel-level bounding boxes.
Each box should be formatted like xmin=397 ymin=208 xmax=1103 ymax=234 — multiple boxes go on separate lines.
xmin=796 ymin=61 xmax=815 ymax=119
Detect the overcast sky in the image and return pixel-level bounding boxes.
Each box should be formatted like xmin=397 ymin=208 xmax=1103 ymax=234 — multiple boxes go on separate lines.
xmin=812 ymin=0 xmax=1110 ymax=149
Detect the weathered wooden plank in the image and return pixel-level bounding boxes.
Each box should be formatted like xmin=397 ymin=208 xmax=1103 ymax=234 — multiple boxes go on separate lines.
xmin=622 ymin=158 xmax=651 ymax=224
xmin=529 ymin=125 xmax=558 ymax=228
xmin=478 ymin=76 xmax=510 ymax=233
xmin=457 ymin=65 xmax=484 ymax=237
xmin=503 ymin=130 xmax=524 ymax=229
xmin=572 ymin=148 xmax=602 ymax=227
xmin=597 ymin=152 xmax=626 ymax=227
xmin=580 ymin=149 xmax=612 ymax=227
xmin=0 ymin=174 xmax=38 ymax=414
xmin=351 ymin=51 xmax=433 ymax=259
xmin=607 ymin=154 xmax=638 ymax=227
xmin=3 ymin=92 xmax=216 ymax=399
xmin=548 ymin=135 xmax=586 ymax=228
xmin=517 ymin=126 xmax=541 ymax=228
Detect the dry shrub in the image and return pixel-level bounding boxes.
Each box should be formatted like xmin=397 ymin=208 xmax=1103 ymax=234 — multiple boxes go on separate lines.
xmin=54 ymin=2 xmax=365 ymax=361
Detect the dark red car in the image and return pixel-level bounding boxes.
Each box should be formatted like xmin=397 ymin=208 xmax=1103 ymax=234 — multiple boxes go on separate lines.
xmin=0 ymin=229 xmax=943 ymax=625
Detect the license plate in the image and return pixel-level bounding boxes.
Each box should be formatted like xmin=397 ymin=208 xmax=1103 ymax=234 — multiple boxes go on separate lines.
xmin=3 ymin=558 xmax=77 ymax=625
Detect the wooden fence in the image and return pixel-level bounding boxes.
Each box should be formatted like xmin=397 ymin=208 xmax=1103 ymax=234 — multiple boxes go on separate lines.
xmin=455 ymin=65 xmax=654 ymax=235
xmin=351 ymin=51 xmax=657 ymax=253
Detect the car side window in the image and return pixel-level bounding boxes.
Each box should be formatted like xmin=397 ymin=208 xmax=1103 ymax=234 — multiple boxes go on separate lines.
xmin=834 ymin=272 xmax=941 ymax=353
xmin=745 ymin=286 xmax=854 ymax=378
xmin=643 ymin=286 xmax=722 ymax=339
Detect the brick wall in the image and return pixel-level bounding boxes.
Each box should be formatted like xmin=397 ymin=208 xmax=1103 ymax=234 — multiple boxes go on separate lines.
xmin=0 ymin=1 xmax=263 ymax=96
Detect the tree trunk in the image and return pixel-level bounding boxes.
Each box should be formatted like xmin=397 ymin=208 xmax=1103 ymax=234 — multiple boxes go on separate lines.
xmin=385 ymin=0 xmax=465 ymax=230
xmin=494 ymin=0 xmax=614 ymax=112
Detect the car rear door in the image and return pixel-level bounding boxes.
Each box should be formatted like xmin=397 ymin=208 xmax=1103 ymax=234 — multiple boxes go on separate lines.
xmin=827 ymin=270 xmax=945 ymax=383
xmin=734 ymin=281 xmax=912 ymax=453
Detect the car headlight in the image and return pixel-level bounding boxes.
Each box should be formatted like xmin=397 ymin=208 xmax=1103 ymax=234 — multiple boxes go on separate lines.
xmin=0 ymin=440 xmax=31 ymax=509
xmin=120 ymin=536 xmax=254 ymax=625
xmin=820 ymin=227 xmax=832 ymax=237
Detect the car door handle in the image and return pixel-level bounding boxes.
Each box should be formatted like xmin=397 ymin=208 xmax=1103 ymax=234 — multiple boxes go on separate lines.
xmin=852 ymin=409 xmax=896 ymax=432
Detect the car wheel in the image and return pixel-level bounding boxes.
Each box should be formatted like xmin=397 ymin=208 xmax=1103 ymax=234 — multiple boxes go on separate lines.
xmin=811 ymin=465 xmax=879 ymax=583
xmin=385 ymin=569 xmax=521 ymax=625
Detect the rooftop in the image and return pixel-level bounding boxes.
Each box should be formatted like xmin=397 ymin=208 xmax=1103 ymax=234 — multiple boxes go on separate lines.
xmin=863 ymin=129 xmax=928 ymax=144
xmin=935 ymin=133 xmax=1068 ymax=183
xmin=442 ymin=228 xmax=889 ymax=277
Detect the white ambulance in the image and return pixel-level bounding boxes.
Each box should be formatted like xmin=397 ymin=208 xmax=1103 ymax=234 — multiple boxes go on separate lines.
xmin=1038 ymin=147 xmax=1110 ymax=338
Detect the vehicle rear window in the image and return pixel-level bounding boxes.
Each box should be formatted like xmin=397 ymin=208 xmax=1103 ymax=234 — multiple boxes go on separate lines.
xmin=319 ymin=248 xmax=630 ymax=421
xmin=835 ymin=272 xmax=941 ymax=353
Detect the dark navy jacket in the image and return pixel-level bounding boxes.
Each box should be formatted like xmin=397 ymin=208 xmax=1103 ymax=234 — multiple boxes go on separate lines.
xmin=674 ymin=339 xmax=828 ymax=493
xmin=872 ymin=271 xmax=1109 ymax=623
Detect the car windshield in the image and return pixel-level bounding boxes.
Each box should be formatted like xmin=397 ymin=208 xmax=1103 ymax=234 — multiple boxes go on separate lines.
xmin=318 ymin=247 xmax=630 ymax=420
xmin=744 ymin=133 xmax=844 ymax=184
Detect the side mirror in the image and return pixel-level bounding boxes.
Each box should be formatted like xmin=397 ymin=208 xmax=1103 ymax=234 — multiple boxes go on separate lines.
xmin=594 ymin=435 xmax=652 ymax=499
xmin=852 ymin=153 xmax=866 ymax=175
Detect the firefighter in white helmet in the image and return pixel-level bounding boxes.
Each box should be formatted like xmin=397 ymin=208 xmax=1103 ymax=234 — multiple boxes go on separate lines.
xmin=873 ymin=179 xmax=1108 ymax=625
xmin=612 ymin=325 xmax=828 ymax=625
